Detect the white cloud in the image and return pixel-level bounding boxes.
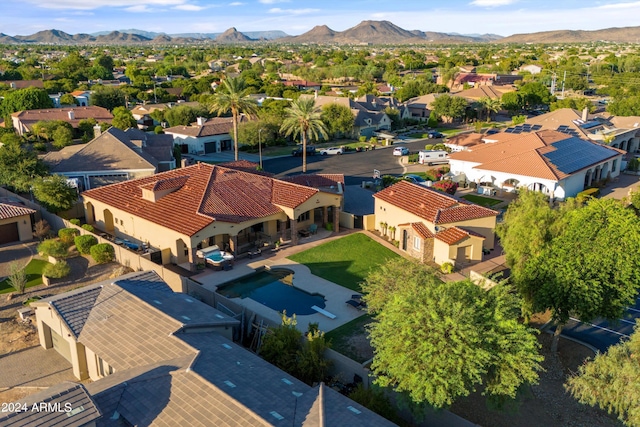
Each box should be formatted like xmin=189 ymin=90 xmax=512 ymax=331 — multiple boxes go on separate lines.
xmin=469 ymin=0 xmax=516 ymax=6
xmin=174 ymin=4 xmax=205 ymax=11
xmin=23 ymin=0 xmax=188 ymax=10
xmin=268 ymin=7 xmax=320 ymax=15
xmin=229 ymin=2 xmax=243 ymax=5
xmin=124 ymin=5 xmax=153 ymax=12
xmin=259 ymin=0 xmax=289 ymax=4
xmin=596 ymin=1 xmax=640 ymax=9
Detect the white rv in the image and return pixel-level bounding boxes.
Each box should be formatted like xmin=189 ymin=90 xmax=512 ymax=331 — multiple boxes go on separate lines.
xmin=418 ymin=150 xmax=449 ymax=165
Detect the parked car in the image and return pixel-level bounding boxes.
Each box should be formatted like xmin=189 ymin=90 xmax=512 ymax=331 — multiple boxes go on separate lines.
xmin=292 ymin=145 xmax=316 ymax=156
xmin=320 ymin=147 xmax=343 ymax=155
xmin=428 ymin=131 xmax=445 ymax=139
xmin=404 ymin=174 xmax=428 ymax=185
xmin=393 ymin=146 xmax=409 ymax=156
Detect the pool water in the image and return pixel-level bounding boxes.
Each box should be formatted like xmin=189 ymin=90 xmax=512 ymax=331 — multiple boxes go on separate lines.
xmin=216 ymin=269 xmax=325 ymax=316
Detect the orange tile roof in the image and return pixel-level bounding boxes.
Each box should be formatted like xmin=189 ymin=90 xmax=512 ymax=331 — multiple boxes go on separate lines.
xmin=435 ymin=226 xmax=485 ymax=245
xmin=411 ymin=222 xmax=434 ymax=239
xmin=11 ymin=106 xmax=113 ymax=129
xmin=283 ymin=174 xmax=345 ymax=188
xmin=448 ymin=130 xmax=620 ymax=181
xmin=82 ymin=163 xmax=324 ymax=236
xmin=374 ymin=181 xmax=498 ymax=225
xmin=0 ymin=203 xmax=35 ymax=220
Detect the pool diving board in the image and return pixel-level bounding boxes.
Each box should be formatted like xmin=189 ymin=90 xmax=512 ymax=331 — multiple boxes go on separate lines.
xmin=311 ymin=305 xmax=336 ymax=319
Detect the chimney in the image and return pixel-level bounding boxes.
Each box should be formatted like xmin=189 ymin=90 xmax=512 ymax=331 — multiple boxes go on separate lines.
xmin=196 ymin=117 xmax=206 ymax=126
xmin=314 ymin=90 xmax=318 ymax=99
xmin=9 ymin=82 xmax=16 ymax=89
xmin=582 ymin=107 xmax=588 ymax=122
xmin=68 ymin=110 xmax=75 ymax=120
xmin=93 ymin=125 xmax=101 ymax=139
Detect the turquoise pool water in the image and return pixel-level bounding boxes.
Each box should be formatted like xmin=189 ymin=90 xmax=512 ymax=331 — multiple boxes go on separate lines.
xmin=216 ymin=269 xmax=325 ymax=316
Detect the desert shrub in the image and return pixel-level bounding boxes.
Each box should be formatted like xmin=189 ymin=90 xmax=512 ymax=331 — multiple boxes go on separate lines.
xmin=441 ymin=262 xmax=454 ymax=274
xmin=33 ymin=142 xmax=47 ymax=152
xmin=74 ymin=234 xmax=98 ymax=255
xmin=81 ymin=224 xmax=95 ymax=232
xmin=90 ymin=243 xmax=115 ymax=264
xmin=576 ymin=187 xmax=600 ymax=204
xmin=38 ymin=239 xmax=68 ymax=258
xmin=627 ymin=157 xmax=640 ymax=172
xmin=69 ymin=219 xmax=81 ymax=226
xmin=359 ymin=136 xmax=367 ymax=142
xmin=43 ymin=261 xmax=71 ymax=279
xmin=58 ymin=228 xmax=80 ymax=245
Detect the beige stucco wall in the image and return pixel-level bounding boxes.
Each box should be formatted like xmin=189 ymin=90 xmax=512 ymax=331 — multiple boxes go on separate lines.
xmin=433 ymin=236 xmax=484 ymax=265
xmin=375 ymin=198 xmax=496 ymax=248
xmin=0 ymin=215 xmax=32 ymax=241
xmin=34 ymin=304 xmax=89 ymax=380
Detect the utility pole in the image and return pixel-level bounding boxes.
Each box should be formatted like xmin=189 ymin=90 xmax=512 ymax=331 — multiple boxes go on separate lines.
xmin=258 ymin=129 xmax=264 ymax=169
xmin=561 ymin=70 xmax=567 ymax=99
xmin=550 ymin=73 xmax=557 ymax=95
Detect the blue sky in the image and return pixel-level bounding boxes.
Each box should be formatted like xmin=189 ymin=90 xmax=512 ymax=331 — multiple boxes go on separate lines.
xmin=3 ymin=0 xmax=640 ymax=37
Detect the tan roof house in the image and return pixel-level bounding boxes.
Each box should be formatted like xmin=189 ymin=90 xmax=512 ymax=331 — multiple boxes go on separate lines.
xmin=43 ymin=127 xmax=175 ymax=192
xmin=11 ymin=106 xmax=113 ymax=136
xmin=373 ymin=181 xmax=498 ymax=266
xmin=4 ymin=270 xmax=397 ymax=427
xmin=81 ymin=163 xmax=344 ymax=269
xmin=0 ymin=201 xmax=35 ymax=245
xmin=448 ymin=129 xmax=625 ymax=200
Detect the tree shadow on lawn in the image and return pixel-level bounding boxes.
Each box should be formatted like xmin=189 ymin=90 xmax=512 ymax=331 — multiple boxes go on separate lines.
xmin=297 ymin=260 xmax=364 ymax=292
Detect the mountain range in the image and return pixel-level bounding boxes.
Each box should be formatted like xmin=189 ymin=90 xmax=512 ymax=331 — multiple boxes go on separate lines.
xmin=2 ymin=21 xmax=640 ymax=45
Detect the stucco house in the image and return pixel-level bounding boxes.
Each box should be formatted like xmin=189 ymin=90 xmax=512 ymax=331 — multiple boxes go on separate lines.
xmin=0 ymin=201 xmax=35 ymax=245
xmin=81 ymin=162 xmax=343 ymax=269
xmin=374 ymin=181 xmax=498 ymax=266
xmin=11 ymin=106 xmax=113 ymax=136
xmin=164 ymin=116 xmax=244 ymax=155
xmin=43 ymin=127 xmax=175 ymax=192
xmin=6 ymin=270 xmax=396 ymax=426
xmin=447 ymin=129 xmax=625 ymax=200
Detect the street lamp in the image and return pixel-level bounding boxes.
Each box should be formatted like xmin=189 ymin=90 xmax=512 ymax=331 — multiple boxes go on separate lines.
xmin=258 ymin=128 xmax=264 ymax=169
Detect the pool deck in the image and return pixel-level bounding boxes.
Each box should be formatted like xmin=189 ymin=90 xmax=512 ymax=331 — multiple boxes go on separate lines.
xmin=192 ymin=229 xmax=367 ymax=333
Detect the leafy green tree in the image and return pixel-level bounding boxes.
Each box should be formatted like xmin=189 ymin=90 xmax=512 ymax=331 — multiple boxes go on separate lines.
xmin=111 ymin=106 xmax=137 ymax=130
xmin=1 ymin=87 xmax=53 ymax=118
xmin=78 ymin=118 xmax=97 ymax=142
xmin=321 ymin=103 xmax=354 ymax=138
xmin=518 ymin=82 xmax=554 ymax=108
xmin=208 ymin=76 xmax=258 ymax=161
xmin=501 ymin=91 xmax=524 ymax=115
xmin=565 ymin=325 xmax=640 ymax=427
xmin=237 ymin=120 xmax=278 ymax=148
xmin=38 ymin=239 xmax=68 ymax=258
xmin=32 ymin=175 xmax=77 ymax=213
xmin=74 ymin=234 xmax=98 ymax=255
xmin=95 ymin=54 xmax=115 ymax=71
xmin=431 ymin=94 xmax=468 ymax=123
xmin=427 ymin=110 xmax=438 ymax=128
xmin=550 ymin=97 xmax=595 ymax=113
xmin=478 ymin=97 xmax=502 ymax=121
xmin=384 ymin=107 xmax=403 ymax=130
xmin=348 ymin=385 xmax=403 ymax=425
xmin=363 ymin=258 xmax=542 ymax=408
xmin=59 ymin=93 xmax=78 ymax=106
xmin=0 ymin=140 xmax=48 ymax=192
xmin=52 ymin=126 xmax=73 ymax=149
xmin=53 ymin=51 xmax=90 ymax=81
xmin=281 ymin=97 xmax=328 ymax=173
xmin=164 ymin=104 xmax=208 ymax=127
xmin=90 ymin=243 xmax=115 ymax=264
xmin=90 ymin=86 xmax=126 ymax=111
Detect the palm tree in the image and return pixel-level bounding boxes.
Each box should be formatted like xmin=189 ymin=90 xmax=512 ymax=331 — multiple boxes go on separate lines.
xmin=281 ymin=98 xmax=328 ymax=173
xmin=208 ymin=77 xmax=258 ymax=161
xmin=479 ymin=96 xmax=502 ymax=122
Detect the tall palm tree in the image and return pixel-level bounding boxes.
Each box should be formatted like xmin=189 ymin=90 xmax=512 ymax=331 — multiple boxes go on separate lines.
xmin=208 ymin=77 xmax=258 ymax=161
xmin=479 ymin=96 xmax=502 ymax=122
xmin=281 ymin=98 xmax=328 ymax=173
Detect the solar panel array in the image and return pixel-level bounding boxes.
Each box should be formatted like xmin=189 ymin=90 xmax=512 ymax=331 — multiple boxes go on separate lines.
xmin=543 ymin=136 xmax=616 ymax=174
xmin=555 ymin=126 xmax=582 ymax=138
xmin=502 ymin=124 xmax=543 ymax=134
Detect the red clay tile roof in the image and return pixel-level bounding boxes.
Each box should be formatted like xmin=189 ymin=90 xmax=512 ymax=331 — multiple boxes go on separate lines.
xmin=374 ymin=181 xmax=498 ymax=225
xmin=219 ymin=160 xmax=274 ymax=177
xmin=0 ymin=203 xmax=35 ymax=220
xmin=411 ymin=222 xmax=434 ymax=239
xmin=11 ymin=106 xmax=113 ymax=130
xmin=283 ymin=174 xmax=345 ymax=188
xmin=141 ymin=176 xmax=190 ymax=192
xmin=435 ymin=226 xmax=485 ymax=245
xmin=82 ymin=163 xmax=323 ymax=236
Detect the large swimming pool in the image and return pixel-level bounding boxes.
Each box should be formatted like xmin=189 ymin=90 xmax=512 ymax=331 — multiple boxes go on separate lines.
xmin=216 ymin=268 xmax=325 ymax=316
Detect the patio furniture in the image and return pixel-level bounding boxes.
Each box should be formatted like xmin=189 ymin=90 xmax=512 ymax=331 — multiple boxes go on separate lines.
xmin=309 ymin=224 xmax=318 ymax=234
xmin=248 ymin=248 xmax=262 ymax=259
xmin=298 ymin=229 xmax=310 ymax=238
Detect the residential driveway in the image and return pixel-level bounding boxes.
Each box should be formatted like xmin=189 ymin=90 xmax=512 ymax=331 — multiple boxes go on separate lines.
xmin=601 ymin=173 xmax=640 ymax=200
xmin=0 ymin=346 xmax=74 ymax=388
xmin=0 ymin=242 xmax=36 ymax=278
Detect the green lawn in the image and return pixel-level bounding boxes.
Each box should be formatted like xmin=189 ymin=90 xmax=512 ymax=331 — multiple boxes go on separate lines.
xmin=325 ymin=314 xmax=372 ymax=363
xmin=287 ymin=233 xmax=399 ymax=291
xmin=462 ymin=194 xmax=503 ymax=207
xmin=0 ymin=259 xmax=50 ymax=294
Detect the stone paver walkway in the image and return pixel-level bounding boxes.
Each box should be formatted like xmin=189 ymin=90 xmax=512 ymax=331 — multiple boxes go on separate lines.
xmin=0 ymin=346 xmax=74 ymax=388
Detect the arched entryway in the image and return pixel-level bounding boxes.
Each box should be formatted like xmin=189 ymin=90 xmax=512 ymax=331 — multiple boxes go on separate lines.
xmin=103 ymin=209 xmax=114 ymax=233
xmin=85 ymin=202 xmax=95 ymax=224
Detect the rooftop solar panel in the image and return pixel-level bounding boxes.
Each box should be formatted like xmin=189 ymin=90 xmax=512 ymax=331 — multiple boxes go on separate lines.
xmin=532 ymin=125 xmax=542 ymax=130
xmin=505 ymin=128 xmax=514 ymax=133
xmin=543 ymin=137 xmax=618 ymax=174
xmin=580 ymin=121 xmax=601 ymax=130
